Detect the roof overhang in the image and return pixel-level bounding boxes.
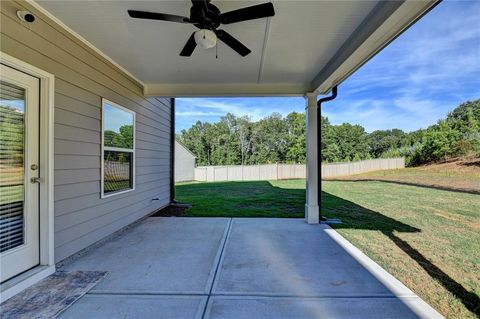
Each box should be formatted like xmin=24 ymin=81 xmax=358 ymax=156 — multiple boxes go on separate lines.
xmin=33 ymin=0 xmax=439 ymax=97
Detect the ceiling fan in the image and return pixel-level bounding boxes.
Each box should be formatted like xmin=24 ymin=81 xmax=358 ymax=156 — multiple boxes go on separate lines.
xmin=128 ymin=0 xmax=275 ymax=57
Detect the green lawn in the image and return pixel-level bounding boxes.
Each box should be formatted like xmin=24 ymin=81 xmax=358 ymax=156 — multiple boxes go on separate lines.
xmin=176 ymin=179 xmax=305 ymax=218
xmin=0 ymin=185 xmax=23 ymax=205
xmin=329 ymin=165 xmax=480 ymax=194
xmin=176 ymin=178 xmax=480 ymax=319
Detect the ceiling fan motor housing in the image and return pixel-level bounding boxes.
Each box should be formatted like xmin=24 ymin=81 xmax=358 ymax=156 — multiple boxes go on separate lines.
xmin=194 ymin=29 xmax=217 ymax=49
xmin=191 ymin=2 xmax=221 ymax=29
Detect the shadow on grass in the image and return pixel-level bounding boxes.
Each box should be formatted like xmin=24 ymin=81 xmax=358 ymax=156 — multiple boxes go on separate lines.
xmin=176 ymin=180 xmax=305 ymax=218
xmin=325 ymin=178 xmax=480 ymax=195
xmin=322 ymin=191 xmax=480 ymax=317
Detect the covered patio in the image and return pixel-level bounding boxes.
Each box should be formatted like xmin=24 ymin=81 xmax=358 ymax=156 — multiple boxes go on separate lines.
xmin=25 ymin=0 xmax=441 ymax=227
xmin=0 ymin=0 xmax=445 ymax=316
xmin=53 ymin=217 xmax=442 ymax=318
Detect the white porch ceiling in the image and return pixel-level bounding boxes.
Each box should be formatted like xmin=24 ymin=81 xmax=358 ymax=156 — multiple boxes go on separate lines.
xmin=36 ymin=0 xmax=438 ymax=96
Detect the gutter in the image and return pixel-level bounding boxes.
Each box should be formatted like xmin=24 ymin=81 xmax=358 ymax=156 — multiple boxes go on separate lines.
xmin=317 ymin=86 xmax=338 ymax=220
xmin=170 ymin=97 xmax=176 ymax=204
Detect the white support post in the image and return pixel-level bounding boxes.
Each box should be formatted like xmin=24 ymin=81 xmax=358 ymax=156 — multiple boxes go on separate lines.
xmin=305 ymin=92 xmax=319 ymax=224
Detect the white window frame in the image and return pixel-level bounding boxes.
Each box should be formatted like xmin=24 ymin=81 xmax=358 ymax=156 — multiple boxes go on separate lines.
xmin=101 ymin=98 xmax=135 ymax=198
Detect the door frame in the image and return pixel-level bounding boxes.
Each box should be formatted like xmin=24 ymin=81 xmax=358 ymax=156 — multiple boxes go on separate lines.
xmin=0 ymin=52 xmax=55 ymax=302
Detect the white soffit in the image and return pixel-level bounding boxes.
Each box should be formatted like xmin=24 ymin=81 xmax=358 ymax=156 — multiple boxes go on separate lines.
xmin=35 ymin=0 xmax=438 ymax=96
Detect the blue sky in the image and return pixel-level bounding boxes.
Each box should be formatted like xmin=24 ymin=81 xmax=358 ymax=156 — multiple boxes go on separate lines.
xmin=175 ymin=1 xmax=480 ymax=133
xmin=104 ymin=103 xmax=134 ymax=132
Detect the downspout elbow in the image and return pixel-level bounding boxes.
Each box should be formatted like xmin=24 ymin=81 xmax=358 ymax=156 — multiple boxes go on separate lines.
xmin=317 ymin=86 xmax=338 ymax=108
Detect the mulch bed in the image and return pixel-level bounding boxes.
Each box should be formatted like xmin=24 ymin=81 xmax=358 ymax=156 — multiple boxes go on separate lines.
xmin=151 ymin=204 xmax=190 ymax=217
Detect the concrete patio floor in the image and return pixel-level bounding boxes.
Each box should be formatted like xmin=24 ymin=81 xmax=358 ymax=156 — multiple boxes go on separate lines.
xmin=57 ymin=217 xmax=443 ymax=319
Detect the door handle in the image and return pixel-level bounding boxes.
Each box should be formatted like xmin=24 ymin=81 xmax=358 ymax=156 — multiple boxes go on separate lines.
xmin=30 ymin=177 xmax=41 ymax=183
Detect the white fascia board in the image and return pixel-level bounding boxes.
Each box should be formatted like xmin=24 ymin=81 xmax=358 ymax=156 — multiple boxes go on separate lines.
xmin=144 ymin=83 xmax=310 ymax=97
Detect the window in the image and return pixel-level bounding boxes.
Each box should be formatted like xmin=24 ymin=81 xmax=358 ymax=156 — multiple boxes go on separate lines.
xmin=101 ymin=99 xmax=135 ymax=197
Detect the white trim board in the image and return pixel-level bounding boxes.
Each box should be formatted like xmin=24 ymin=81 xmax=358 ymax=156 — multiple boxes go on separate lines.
xmin=0 ymin=52 xmax=56 ymax=302
xmin=25 ymin=0 xmax=144 ymax=89
xmin=144 ymin=83 xmax=308 ymax=97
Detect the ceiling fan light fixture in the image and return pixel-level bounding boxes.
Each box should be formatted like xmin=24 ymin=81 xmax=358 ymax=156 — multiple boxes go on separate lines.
xmin=194 ymin=29 xmax=217 ymax=49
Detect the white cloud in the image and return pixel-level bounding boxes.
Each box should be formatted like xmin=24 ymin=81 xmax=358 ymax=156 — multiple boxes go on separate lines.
xmin=176 ymin=97 xmax=305 ymax=121
xmin=344 ymin=1 xmax=480 ymax=96
xmin=323 ymin=93 xmax=455 ymax=133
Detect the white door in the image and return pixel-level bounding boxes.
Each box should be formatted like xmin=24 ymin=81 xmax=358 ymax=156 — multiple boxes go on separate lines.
xmin=0 ymin=64 xmax=40 ymax=283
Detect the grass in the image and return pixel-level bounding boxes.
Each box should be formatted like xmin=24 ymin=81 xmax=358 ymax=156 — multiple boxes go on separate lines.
xmin=176 ymin=179 xmax=305 ymax=218
xmin=322 ymin=181 xmax=480 ymax=319
xmin=176 ymin=169 xmax=480 ymax=319
xmin=329 ymin=158 xmax=480 ymax=194
xmin=0 ymin=185 xmax=23 ymax=205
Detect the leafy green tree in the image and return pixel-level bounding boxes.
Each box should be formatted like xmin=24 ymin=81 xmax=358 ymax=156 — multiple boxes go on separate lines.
xmin=330 ymin=123 xmax=369 ymax=161
xmin=251 ymin=113 xmax=288 ymax=164
xmin=368 ymin=129 xmax=407 ymax=158
xmin=178 ymin=99 xmax=479 ymax=167
xmin=285 ymin=112 xmax=306 ymax=163
xmin=0 ymin=105 xmax=24 ymax=166
xmin=104 ymin=124 xmax=133 ymax=149
xmin=235 ymin=116 xmax=253 ymax=165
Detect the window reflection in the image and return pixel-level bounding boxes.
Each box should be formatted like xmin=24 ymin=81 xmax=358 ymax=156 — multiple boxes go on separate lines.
xmin=103 ymin=151 xmax=132 ymax=194
xmin=103 ymin=103 xmax=134 ymax=149
xmin=0 ymin=81 xmax=25 ymax=252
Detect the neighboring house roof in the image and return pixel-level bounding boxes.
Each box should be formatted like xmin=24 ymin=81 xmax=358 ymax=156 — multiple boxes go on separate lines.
xmin=175 ymin=139 xmax=197 ymax=158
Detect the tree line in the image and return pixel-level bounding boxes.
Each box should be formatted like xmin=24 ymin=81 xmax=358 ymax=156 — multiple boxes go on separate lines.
xmin=177 ymin=99 xmax=479 ymax=167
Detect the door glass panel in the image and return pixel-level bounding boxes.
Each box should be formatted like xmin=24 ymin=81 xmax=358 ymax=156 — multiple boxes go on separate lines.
xmin=0 ymin=81 xmax=25 ymax=253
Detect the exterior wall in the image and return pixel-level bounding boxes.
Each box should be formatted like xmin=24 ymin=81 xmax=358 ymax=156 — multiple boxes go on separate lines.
xmin=194 ymin=158 xmax=405 ymax=182
xmin=1 ymin=1 xmax=172 ymax=262
xmin=174 ymin=141 xmax=196 ymax=182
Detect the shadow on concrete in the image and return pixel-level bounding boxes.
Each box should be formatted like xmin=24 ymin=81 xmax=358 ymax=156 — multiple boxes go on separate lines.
xmin=322 ymin=191 xmax=480 ymax=317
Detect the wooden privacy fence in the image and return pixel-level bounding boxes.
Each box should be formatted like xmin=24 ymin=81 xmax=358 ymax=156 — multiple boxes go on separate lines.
xmin=321 ymin=157 xmax=405 ymax=178
xmin=193 ymin=158 xmax=405 ymax=182
xmin=194 ymin=164 xmax=306 ymax=182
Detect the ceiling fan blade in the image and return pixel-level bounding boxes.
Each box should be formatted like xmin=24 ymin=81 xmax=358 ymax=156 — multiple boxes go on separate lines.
xmin=180 ymin=32 xmax=197 ymax=57
xmin=215 ymin=30 xmax=251 ymax=57
xmin=128 ymin=10 xmax=191 ymax=24
xmin=220 ymin=2 xmax=274 ymax=25
xmin=191 ymin=0 xmax=210 ymax=5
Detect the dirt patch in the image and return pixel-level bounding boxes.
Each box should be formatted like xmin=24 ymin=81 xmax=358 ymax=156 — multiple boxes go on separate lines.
xmin=431 ymin=210 xmax=479 ymax=230
xmin=417 ymin=157 xmax=480 ymax=175
xmin=327 ymin=157 xmax=480 ymax=194
xmin=151 ymin=204 xmax=189 ymax=217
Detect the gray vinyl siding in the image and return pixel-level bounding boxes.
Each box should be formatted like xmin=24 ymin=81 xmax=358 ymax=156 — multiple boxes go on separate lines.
xmin=1 ymin=1 xmax=172 ymax=262
xmin=175 ymin=141 xmax=196 ymax=182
